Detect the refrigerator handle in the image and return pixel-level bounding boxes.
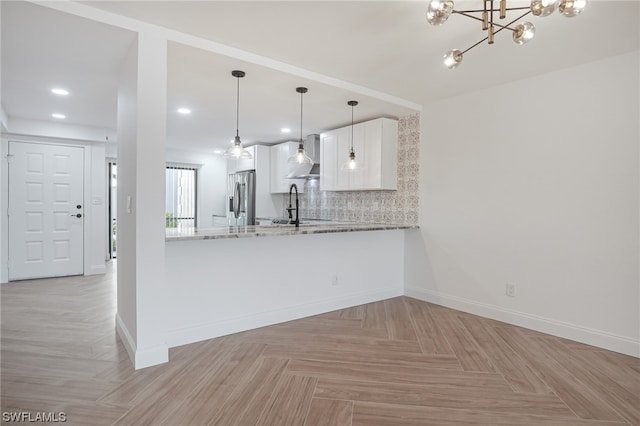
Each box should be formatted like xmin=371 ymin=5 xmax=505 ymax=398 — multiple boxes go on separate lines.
xmin=233 ymin=182 xmax=242 ymax=219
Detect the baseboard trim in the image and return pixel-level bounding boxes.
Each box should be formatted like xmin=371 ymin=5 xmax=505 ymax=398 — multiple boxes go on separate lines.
xmin=86 ymin=264 xmax=106 ymax=276
xmin=115 ymin=313 xmax=136 ymax=365
xmin=166 ymin=287 xmax=403 ymax=348
xmin=405 ymin=287 xmax=640 ymax=358
xmin=115 ymin=313 xmax=169 ymax=370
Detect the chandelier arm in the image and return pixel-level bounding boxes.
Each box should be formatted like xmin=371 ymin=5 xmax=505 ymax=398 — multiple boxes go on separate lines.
xmin=452 ymin=7 xmax=531 ymax=32
xmin=454 ymin=11 xmax=516 ymax=31
xmin=455 ymin=6 xmax=530 ymax=13
xmin=461 ymin=36 xmax=489 ymax=54
xmin=462 ymin=7 xmax=533 ymax=54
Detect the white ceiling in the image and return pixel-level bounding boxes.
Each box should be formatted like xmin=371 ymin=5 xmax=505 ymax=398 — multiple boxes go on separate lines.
xmin=2 ymin=0 xmax=638 ymax=153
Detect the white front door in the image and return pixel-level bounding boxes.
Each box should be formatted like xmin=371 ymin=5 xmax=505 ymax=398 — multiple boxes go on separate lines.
xmin=8 ymin=142 xmax=84 ymax=280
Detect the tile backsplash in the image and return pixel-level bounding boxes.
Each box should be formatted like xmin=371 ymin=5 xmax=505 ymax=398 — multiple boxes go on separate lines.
xmin=299 ymin=113 xmax=419 ymax=225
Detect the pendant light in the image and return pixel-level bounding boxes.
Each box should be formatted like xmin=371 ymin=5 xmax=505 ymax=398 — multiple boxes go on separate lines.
xmin=224 ymin=70 xmax=252 ymax=159
xmin=342 ymin=100 xmax=359 ymax=171
xmin=288 ymin=87 xmax=314 ymax=166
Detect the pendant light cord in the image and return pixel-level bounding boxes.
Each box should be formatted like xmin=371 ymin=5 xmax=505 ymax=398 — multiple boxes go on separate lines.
xmin=350 ymin=103 xmax=354 ymax=150
xmin=236 ymin=75 xmax=240 ymax=138
xmin=299 ymin=90 xmax=304 ymax=146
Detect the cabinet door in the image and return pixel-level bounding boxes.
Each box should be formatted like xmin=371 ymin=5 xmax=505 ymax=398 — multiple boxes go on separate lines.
xmin=362 ymin=119 xmax=383 ymax=189
xmin=270 ymin=144 xmax=286 ymax=193
xmin=335 ymin=127 xmax=352 ymax=190
xmin=320 ymin=128 xmax=350 ymax=191
xmin=320 ymin=131 xmax=337 ymax=191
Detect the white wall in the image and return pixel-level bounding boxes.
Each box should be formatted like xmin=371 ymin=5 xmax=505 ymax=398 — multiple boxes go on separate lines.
xmin=406 ymin=51 xmax=640 ymax=357
xmin=115 ymin=30 xmax=170 ymax=369
xmin=115 ymin=39 xmax=139 ymax=347
xmin=166 ymin=147 xmax=227 ymax=226
xmin=165 ymin=230 xmax=405 ymax=348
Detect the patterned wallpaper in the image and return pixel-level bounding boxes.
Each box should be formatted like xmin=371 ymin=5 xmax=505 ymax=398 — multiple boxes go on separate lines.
xmin=298 ymin=113 xmax=420 ymax=226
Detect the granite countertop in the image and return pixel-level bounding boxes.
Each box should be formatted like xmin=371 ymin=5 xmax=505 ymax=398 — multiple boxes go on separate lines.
xmin=166 ymin=221 xmax=417 ymax=241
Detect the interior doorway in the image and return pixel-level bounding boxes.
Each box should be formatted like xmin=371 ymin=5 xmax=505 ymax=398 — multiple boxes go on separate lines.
xmin=108 ymin=162 xmax=117 ymax=259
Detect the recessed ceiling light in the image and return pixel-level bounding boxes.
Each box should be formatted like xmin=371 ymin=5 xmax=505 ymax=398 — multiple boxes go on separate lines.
xmin=281 ymin=128 xmax=291 ymax=133
xmin=51 ymin=88 xmax=69 ymax=96
xmin=51 ymin=113 xmax=66 ymax=119
xmin=177 ymin=107 xmax=191 ymax=114
xmin=213 ymin=149 xmax=223 ymax=155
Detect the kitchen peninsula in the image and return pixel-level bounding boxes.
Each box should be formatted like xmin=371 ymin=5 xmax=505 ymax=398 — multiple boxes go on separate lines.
xmin=164 ymin=221 xmax=417 ymax=348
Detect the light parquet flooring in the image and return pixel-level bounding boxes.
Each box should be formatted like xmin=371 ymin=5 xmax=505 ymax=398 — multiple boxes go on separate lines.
xmin=2 ymin=261 xmax=639 ymax=425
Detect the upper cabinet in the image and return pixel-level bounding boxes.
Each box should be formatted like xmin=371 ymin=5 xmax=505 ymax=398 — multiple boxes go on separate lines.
xmin=270 ymin=142 xmax=306 ymax=193
xmin=320 ymin=117 xmax=398 ymax=191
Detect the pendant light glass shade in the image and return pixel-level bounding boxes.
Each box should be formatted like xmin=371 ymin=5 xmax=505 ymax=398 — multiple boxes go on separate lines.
xmin=342 ymin=149 xmax=358 ymax=171
xmin=289 ymin=143 xmax=314 ymax=165
xmin=226 ymin=136 xmax=252 ymax=159
xmin=426 ymin=0 xmax=454 ymax=25
xmin=443 ymin=49 xmax=463 ymax=69
xmin=288 ymin=87 xmax=314 ymax=166
xmin=342 ymin=100 xmax=360 ymax=171
xmin=559 ymin=0 xmax=587 ymax=17
xmin=530 ymin=0 xmax=559 ymax=17
xmin=223 ymin=70 xmax=252 ymax=159
xmin=512 ymin=22 xmax=536 ymax=44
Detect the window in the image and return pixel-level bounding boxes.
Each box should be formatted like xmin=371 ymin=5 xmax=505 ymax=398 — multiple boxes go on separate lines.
xmin=166 ymin=166 xmax=197 ymax=228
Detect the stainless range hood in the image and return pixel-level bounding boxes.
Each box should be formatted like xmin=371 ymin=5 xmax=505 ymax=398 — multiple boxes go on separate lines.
xmin=286 ymin=134 xmax=320 ymax=179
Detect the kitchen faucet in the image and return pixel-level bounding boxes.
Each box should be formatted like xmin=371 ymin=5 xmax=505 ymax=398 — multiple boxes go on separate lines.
xmin=287 ymin=183 xmax=299 ymax=227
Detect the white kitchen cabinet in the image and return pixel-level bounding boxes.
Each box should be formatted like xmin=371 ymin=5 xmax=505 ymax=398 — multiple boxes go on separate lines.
xmin=270 ymin=142 xmax=306 ymax=193
xmin=320 ymin=117 xmax=398 ymax=191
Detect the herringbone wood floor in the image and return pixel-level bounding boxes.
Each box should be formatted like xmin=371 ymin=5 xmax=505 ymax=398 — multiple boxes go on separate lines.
xmin=2 ymin=261 xmax=639 ymax=425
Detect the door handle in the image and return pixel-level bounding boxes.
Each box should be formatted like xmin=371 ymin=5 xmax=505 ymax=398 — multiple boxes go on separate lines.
xmin=71 ymin=213 xmax=82 ymax=218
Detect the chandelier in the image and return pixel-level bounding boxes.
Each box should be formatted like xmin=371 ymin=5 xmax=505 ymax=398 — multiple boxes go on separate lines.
xmin=426 ymin=0 xmax=588 ymax=69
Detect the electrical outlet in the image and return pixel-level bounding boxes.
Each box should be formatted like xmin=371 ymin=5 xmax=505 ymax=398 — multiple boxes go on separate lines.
xmin=331 ymin=275 xmax=339 ymax=286
xmin=506 ymin=282 xmax=516 ymax=298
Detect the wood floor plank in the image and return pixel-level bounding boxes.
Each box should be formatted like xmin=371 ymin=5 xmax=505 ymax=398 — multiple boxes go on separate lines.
xmin=241 ymin=331 xmax=424 ymax=354
xmin=361 ymin=300 xmax=387 ymax=330
xmin=315 ymin=378 xmax=575 ymax=418
xmin=560 ymin=343 xmax=640 ymax=395
xmin=305 ymin=398 xmax=353 ymax=426
xmin=384 ymin=297 xmax=419 ymax=341
xmin=157 ymin=342 xmax=267 ymax=426
xmin=458 ymin=315 xmax=552 ymax=394
xmin=256 ymin=374 xmax=317 ymax=426
xmin=209 ymin=357 xmax=289 ymax=426
xmin=403 ymin=297 xmax=455 ymax=355
xmin=287 ymin=358 xmax=511 ymax=391
xmin=534 ymin=336 xmax=640 ymax=425
xmin=493 ymin=326 xmax=626 ymax=422
xmin=428 ymin=304 xmax=495 ymax=372
xmin=352 ymin=402 xmax=628 ymax=426
xmin=263 ymin=344 xmax=462 ymax=371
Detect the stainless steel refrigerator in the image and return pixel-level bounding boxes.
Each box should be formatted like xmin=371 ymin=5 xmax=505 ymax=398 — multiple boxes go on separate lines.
xmin=226 ymin=170 xmax=256 ymax=226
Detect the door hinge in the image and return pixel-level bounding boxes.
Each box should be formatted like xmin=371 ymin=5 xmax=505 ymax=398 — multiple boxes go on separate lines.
xmin=5 ymin=154 xmax=13 ymax=163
